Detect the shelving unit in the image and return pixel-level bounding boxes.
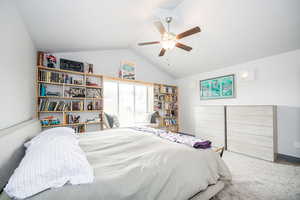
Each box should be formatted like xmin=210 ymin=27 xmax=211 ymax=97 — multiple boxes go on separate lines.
xmin=36 ymin=65 xmax=104 ymax=133
xmin=154 ymin=84 xmax=179 ymax=132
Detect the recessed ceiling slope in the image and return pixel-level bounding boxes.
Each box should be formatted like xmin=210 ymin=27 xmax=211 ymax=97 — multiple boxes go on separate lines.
xmin=132 ymin=0 xmax=300 ymax=78
xmin=17 ymin=0 xmax=300 ymax=78
xmin=16 ymin=0 xmax=183 ymax=52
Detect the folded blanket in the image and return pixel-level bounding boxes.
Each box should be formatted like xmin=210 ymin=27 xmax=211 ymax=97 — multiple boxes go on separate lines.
xmin=130 ymin=127 xmax=212 ymax=149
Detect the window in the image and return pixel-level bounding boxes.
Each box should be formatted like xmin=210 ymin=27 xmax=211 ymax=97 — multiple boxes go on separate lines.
xmin=103 ymin=80 xmax=153 ymax=127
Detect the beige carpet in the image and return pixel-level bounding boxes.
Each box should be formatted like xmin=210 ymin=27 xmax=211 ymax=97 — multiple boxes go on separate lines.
xmin=214 ymin=151 xmax=300 ymax=200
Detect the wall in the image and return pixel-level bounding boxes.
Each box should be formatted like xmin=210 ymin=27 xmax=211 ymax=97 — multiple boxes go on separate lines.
xmin=0 ymin=0 xmax=36 ymax=130
xmin=53 ymin=49 xmax=175 ymax=85
xmin=176 ymin=49 xmax=300 ymax=157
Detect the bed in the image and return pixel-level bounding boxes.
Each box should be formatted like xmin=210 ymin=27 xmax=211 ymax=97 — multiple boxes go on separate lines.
xmin=0 ymin=119 xmax=231 ymax=200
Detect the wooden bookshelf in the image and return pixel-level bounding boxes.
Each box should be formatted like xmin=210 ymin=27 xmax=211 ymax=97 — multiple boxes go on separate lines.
xmin=154 ymin=84 xmax=179 ymax=132
xmin=36 ymin=65 xmax=104 ymax=133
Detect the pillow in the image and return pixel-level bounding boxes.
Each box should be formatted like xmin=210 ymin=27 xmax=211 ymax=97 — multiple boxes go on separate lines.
xmin=104 ymin=113 xmax=114 ymax=128
xmin=4 ymin=128 xmax=94 ymax=199
xmin=24 ymin=127 xmax=76 ymax=148
xmin=111 ymin=115 xmax=120 ymax=127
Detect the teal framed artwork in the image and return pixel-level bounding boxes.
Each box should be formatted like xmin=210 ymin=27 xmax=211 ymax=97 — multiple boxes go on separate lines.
xmin=200 ymin=74 xmax=235 ymax=100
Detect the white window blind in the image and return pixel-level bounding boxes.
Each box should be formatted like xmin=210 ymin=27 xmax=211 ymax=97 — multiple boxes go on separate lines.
xmin=103 ymin=80 xmax=153 ymax=127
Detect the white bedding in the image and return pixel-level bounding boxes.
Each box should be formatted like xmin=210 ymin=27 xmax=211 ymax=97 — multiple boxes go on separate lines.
xmin=2 ymin=128 xmax=231 ymax=200
xmin=4 ymin=128 xmax=94 ymax=199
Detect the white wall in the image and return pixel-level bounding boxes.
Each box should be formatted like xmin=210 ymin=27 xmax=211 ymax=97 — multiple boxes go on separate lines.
xmin=0 ymin=0 xmax=36 ymax=130
xmin=53 ymin=49 xmax=175 ymax=85
xmin=176 ymin=49 xmax=300 ymax=157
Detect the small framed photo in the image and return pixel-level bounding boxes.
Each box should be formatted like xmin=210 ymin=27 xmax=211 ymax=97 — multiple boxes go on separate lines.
xmin=119 ymin=61 xmax=135 ymax=80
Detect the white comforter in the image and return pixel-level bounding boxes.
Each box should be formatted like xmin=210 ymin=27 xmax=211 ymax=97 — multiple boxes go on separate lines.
xmin=22 ymin=128 xmax=231 ymax=200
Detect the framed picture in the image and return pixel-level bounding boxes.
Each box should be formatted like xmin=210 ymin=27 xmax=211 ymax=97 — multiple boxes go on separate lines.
xmin=119 ymin=61 xmax=135 ymax=80
xmin=200 ymin=74 xmax=235 ymax=100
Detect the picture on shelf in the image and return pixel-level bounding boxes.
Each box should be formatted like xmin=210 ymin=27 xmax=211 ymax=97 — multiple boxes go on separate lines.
xmin=60 ymin=58 xmax=84 ymax=72
xmin=43 ymin=53 xmax=57 ymax=68
xmin=119 ymin=61 xmax=135 ymax=80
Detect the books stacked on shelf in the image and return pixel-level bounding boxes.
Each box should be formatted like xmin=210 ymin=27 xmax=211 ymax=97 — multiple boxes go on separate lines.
xmin=39 ymin=71 xmax=63 ymax=83
xmin=164 ymin=118 xmax=177 ymax=126
xmin=160 ymin=86 xmax=176 ymax=94
xmin=72 ymin=101 xmax=84 ymax=111
xmin=39 ymin=99 xmax=72 ymax=111
xmin=86 ymin=88 xmax=102 ymax=98
xmin=65 ymin=87 xmax=86 ymax=98
xmin=65 ymin=114 xmax=80 ymax=124
xmin=38 ymin=70 xmax=83 ymax=85
xmin=39 ymin=84 xmax=61 ymax=97
xmin=40 ymin=116 xmax=60 ymax=126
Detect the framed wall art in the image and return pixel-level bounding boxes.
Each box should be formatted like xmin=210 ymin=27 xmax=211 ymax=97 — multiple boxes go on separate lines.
xmin=119 ymin=61 xmax=136 ymax=80
xmin=200 ymin=74 xmax=235 ymax=100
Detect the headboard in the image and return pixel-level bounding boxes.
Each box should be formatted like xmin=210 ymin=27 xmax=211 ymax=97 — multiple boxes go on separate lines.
xmin=0 ymin=119 xmax=41 ymax=191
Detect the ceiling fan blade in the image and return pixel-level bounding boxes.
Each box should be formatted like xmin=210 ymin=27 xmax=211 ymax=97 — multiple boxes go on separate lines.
xmin=176 ymin=27 xmax=201 ymax=39
xmin=159 ymin=48 xmax=166 ymax=57
xmin=138 ymin=41 xmax=160 ymax=46
xmin=176 ymin=42 xmax=193 ymax=51
xmin=153 ymin=21 xmax=166 ymax=35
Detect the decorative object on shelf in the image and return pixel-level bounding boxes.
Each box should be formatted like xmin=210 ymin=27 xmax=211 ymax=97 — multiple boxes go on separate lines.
xmin=69 ymin=87 xmax=85 ymax=98
xmin=39 ymin=84 xmax=46 ymax=96
xmin=86 ymin=88 xmax=102 ymax=98
xmin=45 ymin=54 xmax=57 ymax=68
xmin=87 ymin=102 xmax=93 ymax=110
xmin=60 ymin=58 xmax=84 ymax=72
xmin=86 ymin=77 xmax=98 ymax=86
xmin=200 ymin=74 xmax=235 ymax=100
xmin=40 ymin=116 xmax=60 ymax=126
xmin=46 ymin=91 xmax=60 ymax=97
xmin=37 ymin=51 xmax=44 ymax=66
xmin=84 ymin=63 xmax=94 ymax=74
xmin=119 ymin=61 xmax=135 ymax=80
xmin=65 ymin=114 xmax=80 ymax=124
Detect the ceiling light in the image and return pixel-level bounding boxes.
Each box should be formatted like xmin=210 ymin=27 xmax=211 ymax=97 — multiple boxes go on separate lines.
xmin=161 ymin=33 xmax=176 ymax=50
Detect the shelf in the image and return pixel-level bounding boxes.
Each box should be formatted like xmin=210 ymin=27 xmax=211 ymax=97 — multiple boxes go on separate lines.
xmin=38 ymin=96 xmax=102 ymax=100
xmin=41 ymin=121 xmax=103 ymax=128
xmin=38 ymin=65 xmax=104 ymax=78
xmin=85 ymin=85 xmax=102 ymax=89
xmin=38 ymin=65 xmax=86 ymax=75
xmin=39 ymin=110 xmax=103 ymax=113
xmin=38 ymin=81 xmax=102 ymax=89
xmin=38 ymin=81 xmax=85 ymax=87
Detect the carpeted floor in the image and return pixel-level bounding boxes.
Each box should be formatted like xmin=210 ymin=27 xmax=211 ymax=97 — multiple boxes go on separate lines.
xmin=214 ymin=151 xmax=300 ymax=200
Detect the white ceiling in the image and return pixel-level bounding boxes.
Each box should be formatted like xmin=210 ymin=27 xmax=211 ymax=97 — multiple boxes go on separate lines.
xmin=17 ymin=0 xmax=300 ymax=78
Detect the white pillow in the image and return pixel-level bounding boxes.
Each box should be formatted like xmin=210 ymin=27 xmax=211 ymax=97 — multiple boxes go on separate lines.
xmin=24 ymin=127 xmax=76 ymax=148
xmin=4 ymin=128 xmax=94 ymax=199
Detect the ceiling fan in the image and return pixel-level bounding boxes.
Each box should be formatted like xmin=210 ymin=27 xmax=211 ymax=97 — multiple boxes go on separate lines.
xmin=138 ymin=17 xmax=201 ymax=57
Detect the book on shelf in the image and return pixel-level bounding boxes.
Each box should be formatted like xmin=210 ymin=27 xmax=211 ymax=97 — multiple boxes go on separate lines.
xmin=38 ymin=70 xmax=84 ymax=85
xmin=39 ymin=99 xmax=73 ymax=111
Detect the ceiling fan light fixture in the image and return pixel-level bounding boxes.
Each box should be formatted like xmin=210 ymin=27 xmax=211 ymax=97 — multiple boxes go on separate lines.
xmin=161 ymin=32 xmax=176 ymax=50
xmin=161 ymin=40 xmax=176 ymax=50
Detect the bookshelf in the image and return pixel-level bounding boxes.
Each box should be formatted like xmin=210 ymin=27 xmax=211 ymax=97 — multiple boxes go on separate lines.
xmin=154 ymin=84 xmax=179 ymax=132
xmin=36 ymin=65 xmax=104 ymax=133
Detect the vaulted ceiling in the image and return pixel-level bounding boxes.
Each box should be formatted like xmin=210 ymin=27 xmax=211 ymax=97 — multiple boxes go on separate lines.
xmin=16 ymin=0 xmax=300 ymax=78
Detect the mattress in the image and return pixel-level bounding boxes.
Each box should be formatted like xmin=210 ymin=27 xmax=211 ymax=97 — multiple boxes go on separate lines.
xmin=1 ymin=128 xmax=231 ymax=200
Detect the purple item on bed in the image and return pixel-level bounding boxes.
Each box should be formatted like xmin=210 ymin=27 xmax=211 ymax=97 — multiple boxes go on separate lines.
xmin=130 ymin=126 xmax=212 ymax=150
xmin=193 ymin=140 xmax=211 ymax=149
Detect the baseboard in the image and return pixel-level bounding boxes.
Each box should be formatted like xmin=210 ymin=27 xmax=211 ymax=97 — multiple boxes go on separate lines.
xmin=277 ymin=153 xmax=300 ymax=163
